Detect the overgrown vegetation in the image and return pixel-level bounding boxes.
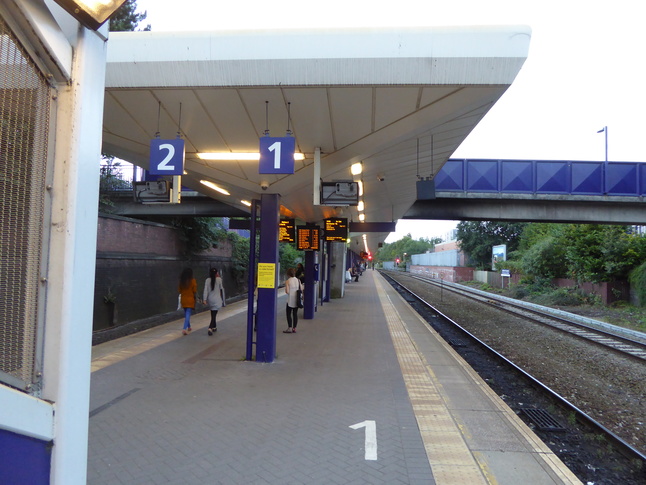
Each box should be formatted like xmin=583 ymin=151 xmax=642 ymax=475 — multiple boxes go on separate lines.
xmin=456 ymin=221 xmax=527 ymax=269
xmin=629 ymin=261 xmax=646 ymax=307
xmin=375 ymin=233 xmax=441 ymax=264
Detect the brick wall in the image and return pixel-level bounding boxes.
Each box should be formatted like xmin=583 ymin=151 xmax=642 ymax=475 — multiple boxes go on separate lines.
xmin=93 ymin=215 xmax=236 ymax=331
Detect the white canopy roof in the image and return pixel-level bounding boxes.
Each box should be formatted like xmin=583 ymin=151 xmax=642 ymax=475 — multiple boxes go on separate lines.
xmin=103 ymin=25 xmax=530 ymax=250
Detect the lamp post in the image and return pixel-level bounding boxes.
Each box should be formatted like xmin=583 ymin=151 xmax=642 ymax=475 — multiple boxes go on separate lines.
xmin=597 ymin=126 xmax=608 ymax=162
xmin=403 ymin=253 xmax=407 ymax=272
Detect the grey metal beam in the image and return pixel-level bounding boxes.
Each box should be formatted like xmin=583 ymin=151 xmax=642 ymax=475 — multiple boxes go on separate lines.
xmin=404 ymin=193 xmax=646 ymax=225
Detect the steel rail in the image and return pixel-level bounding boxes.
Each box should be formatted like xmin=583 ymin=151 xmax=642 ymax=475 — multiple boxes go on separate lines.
xmin=380 ymin=271 xmax=646 ymax=466
xmin=390 ymin=271 xmax=646 ymax=362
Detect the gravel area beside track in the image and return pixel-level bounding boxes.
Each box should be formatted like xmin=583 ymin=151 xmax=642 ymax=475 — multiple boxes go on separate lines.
xmin=392 ymin=274 xmax=646 ymax=453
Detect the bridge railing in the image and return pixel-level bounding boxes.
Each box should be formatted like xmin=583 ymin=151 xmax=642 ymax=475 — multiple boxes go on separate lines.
xmin=435 ymin=159 xmax=646 ymax=197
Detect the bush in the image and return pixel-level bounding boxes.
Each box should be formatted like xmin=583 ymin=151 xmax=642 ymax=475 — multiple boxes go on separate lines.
xmin=530 ymin=287 xmax=589 ymax=307
xmin=629 ymin=261 xmax=646 ymax=307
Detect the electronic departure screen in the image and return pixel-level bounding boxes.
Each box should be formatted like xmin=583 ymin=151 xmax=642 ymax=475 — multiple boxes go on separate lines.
xmin=324 ymin=218 xmax=348 ymax=241
xmin=297 ymin=225 xmax=320 ymax=251
xmin=279 ymin=218 xmax=295 ymax=243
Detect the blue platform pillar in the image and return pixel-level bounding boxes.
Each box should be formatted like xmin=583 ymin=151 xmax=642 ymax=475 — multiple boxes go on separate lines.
xmin=303 ymin=250 xmax=317 ymax=319
xmin=255 ymin=194 xmax=280 ymax=363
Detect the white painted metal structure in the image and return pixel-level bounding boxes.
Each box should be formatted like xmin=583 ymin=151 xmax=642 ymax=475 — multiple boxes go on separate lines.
xmin=0 ymin=4 xmax=530 ymax=483
xmin=1 ymin=1 xmax=106 ymax=483
xmin=104 ymin=26 xmax=531 ymax=251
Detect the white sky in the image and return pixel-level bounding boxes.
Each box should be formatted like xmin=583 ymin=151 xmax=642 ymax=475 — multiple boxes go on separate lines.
xmin=132 ymin=0 xmax=645 ymax=243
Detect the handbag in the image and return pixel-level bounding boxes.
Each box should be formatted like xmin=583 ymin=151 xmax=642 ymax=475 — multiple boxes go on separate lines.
xmin=296 ymin=288 xmax=304 ymax=308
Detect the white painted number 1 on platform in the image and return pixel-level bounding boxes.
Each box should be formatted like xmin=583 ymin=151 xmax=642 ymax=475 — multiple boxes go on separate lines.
xmin=350 ymin=420 xmax=377 ymax=460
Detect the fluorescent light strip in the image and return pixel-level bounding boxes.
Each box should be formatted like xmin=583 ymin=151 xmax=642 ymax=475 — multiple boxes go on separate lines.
xmin=200 ymin=180 xmax=230 ymax=195
xmin=197 ymin=152 xmax=305 ymax=161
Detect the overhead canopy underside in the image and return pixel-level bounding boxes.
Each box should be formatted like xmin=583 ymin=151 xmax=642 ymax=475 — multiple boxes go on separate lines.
xmin=103 ymin=25 xmax=530 ymax=251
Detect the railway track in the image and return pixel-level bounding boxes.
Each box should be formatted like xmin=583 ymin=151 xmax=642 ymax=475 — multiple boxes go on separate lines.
xmin=385 ymin=270 xmax=646 ymax=362
xmin=379 ymin=270 xmax=646 ymax=477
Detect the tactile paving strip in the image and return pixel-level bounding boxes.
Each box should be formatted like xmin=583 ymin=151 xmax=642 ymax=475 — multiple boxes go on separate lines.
xmin=375 ymin=276 xmax=488 ymax=484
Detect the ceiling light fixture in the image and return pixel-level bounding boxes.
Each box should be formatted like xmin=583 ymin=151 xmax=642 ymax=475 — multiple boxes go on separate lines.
xmin=351 ymin=162 xmax=363 ymax=175
xmin=357 ymin=180 xmax=363 ymax=197
xmin=53 ymin=0 xmax=127 ymax=30
xmin=241 ymin=200 xmax=252 ymax=207
xmin=359 ymin=213 xmax=365 ymax=222
xmin=357 ymin=200 xmax=364 ymax=212
xmin=200 ymin=180 xmax=230 ymax=195
xmin=196 ymin=152 xmax=305 ymax=161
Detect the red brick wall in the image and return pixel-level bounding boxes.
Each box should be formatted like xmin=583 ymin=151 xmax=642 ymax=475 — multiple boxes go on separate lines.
xmin=94 ymin=215 xmax=236 ymax=331
xmin=97 ymin=215 xmax=183 ymax=256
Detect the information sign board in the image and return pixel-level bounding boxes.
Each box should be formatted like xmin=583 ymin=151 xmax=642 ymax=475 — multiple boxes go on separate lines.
xmin=259 ymin=136 xmax=295 ymax=174
xmin=257 ymin=263 xmax=276 ymax=288
xmin=279 ymin=218 xmax=295 ymax=243
xmin=297 ymin=225 xmax=320 ymax=251
xmin=324 ymin=218 xmax=348 ymax=241
xmin=149 ymin=139 xmax=185 ymax=175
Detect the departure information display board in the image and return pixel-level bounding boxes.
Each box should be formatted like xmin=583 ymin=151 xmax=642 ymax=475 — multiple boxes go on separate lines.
xmin=324 ymin=217 xmax=348 ymax=241
xmin=279 ymin=218 xmax=295 ymax=243
xmin=297 ymin=225 xmax=320 ymax=251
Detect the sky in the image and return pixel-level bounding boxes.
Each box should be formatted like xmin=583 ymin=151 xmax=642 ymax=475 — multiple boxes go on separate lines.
xmin=132 ymin=0 xmax=645 ymax=242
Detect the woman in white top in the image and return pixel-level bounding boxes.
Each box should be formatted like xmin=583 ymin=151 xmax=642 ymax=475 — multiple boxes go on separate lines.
xmin=283 ymin=267 xmax=303 ymax=333
xmin=203 ymin=267 xmax=225 ymax=336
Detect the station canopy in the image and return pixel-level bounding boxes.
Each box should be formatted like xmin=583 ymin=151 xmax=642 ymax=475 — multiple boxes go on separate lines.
xmin=103 ymin=25 xmax=530 ymax=252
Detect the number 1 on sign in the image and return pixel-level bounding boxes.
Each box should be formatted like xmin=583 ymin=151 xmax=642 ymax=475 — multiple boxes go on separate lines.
xmin=268 ymin=141 xmax=281 ymax=169
xmin=349 ymin=420 xmax=377 ymax=460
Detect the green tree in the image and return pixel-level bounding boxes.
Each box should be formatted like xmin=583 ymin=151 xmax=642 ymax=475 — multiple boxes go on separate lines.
xmin=562 ymin=224 xmax=646 ymax=282
xmin=172 ymin=217 xmax=227 ymax=255
xmin=279 ymin=243 xmax=303 ymax=277
xmin=109 ymin=0 xmax=150 ymax=32
xmin=375 ymin=233 xmax=440 ymax=264
xmin=516 ymin=223 xmax=568 ymax=279
xmin=456 ymin=221 xmax=527 ymax=269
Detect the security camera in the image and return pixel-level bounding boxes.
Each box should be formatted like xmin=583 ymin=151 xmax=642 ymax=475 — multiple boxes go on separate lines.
xmin=377 ymin=175 xmax=385 ymax=182
xmin=260 ymin=181 xmax=269 ymax=190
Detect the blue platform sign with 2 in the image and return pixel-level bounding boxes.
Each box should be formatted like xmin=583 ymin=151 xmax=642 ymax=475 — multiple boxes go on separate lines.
xmin=149 ymin=139 xmax=185 ymax=175
xmin=259 ymin=136 xmax=295 ymax=174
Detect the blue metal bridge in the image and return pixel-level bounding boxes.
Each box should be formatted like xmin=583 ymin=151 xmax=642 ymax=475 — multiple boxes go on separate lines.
xmin=404 ymin=159 xmax=646 ymax=224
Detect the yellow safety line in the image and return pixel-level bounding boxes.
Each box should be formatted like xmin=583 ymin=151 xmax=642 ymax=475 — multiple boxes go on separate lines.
xmin=375 ymin=275 xmax=489 ymax=485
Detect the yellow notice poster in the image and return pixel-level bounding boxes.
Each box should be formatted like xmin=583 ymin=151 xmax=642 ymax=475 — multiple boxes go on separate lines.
xmin=257 ymin=263 xmax=276 ymax=288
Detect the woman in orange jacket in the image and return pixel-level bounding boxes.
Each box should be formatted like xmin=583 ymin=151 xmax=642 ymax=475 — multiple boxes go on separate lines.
xmin=178 ymin=267 xmax=198 ymax=335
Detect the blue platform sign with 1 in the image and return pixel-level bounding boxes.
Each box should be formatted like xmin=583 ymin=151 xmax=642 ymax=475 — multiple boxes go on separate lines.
xmin=149 ymin=139 xmax=185 ymax=175
xmin=259 ymin=136 xmax=295 ymax=174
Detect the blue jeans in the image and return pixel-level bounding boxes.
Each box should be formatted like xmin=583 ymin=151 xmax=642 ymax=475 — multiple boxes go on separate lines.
xmin=183 ymin=307 xmax=192 ymax=330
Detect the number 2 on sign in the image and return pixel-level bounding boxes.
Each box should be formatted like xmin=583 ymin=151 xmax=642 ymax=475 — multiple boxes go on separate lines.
xmin=268 ymin=141 xmax=281 ymax=169
xmin=156 ymin=143 xmax=176 ymax=171
xmin=349 ymin=420 xmax=377 ymax=460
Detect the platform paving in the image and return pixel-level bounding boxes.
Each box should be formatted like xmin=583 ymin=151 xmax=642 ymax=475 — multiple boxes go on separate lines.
xmin=88 ymin=271 xmax=435 ymax=484
xmin=88 ymin=270 xmax=580 ymax=485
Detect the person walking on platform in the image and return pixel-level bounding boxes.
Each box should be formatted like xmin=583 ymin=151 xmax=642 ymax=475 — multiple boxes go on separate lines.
xmin=203 ymin=267 xmax=225 ymax=336
xmin=283 ymin=267 xmax=303 ymax=333
xmin=178 ymin=267 xmax=198 ymax=336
